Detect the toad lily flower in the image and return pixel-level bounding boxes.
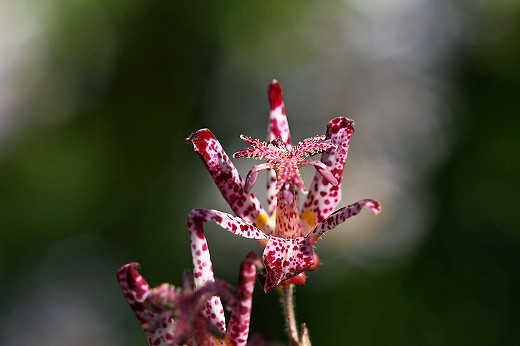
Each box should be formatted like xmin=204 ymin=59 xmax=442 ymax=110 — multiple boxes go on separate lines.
xmin=117 ymin=252 xmax=261 ymax=346
xmin=187 ymin=80 xmax=381 ymax=303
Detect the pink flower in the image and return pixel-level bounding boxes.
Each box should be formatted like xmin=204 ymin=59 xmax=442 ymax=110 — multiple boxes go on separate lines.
xmin=117 ymin=252 xmax=261 ymax=346
xmin=187 ymin=80 xmax=381 ymax=302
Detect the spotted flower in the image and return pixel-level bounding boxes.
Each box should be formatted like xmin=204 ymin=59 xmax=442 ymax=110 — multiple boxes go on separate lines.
xmin=117 ymin=252 xmax=261 ymax=346
xmin=187 ymin=81 xmax=380 ymax=308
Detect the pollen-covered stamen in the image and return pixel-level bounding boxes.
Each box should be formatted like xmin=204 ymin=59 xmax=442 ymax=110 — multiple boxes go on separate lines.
xmin=233 ymin=135 xmax=282 ymax=162
xmin=293 ymin=136 xmax=336 ymax=158
xmin=234 ymin=134 xmax=338 ymax=195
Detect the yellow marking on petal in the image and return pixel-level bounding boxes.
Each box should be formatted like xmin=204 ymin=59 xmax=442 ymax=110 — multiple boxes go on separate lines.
xmin=222 ymin=336 xmax=234 ymax=346
xmin=301 ymin=209 xmax=317 ymax=229
xmin=255 ymin=212 xmax=270 ymax=231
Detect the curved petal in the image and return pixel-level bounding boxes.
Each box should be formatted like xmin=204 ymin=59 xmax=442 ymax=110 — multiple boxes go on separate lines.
xmin=261 ymin=236 xmax=314 ymax=292
xmin=187 ymin=209 xmax=267 ymax=334
xmin=307 ymin=199 xmax=381 ymax=242
xmin=226 ymin=252 xmax=262 ymax=346
xmin=188 ymin=129 xmax=273 ymax=234
xmin=267 ymin=80 xmax=291 ymax=147
xmin=169 ymin=281 xmax=231 ymax=344
xmin=147 ymin=284 xmax=194 ymax=345
xmin=267 ymin=80 xmax=291 ymax=216
xmin=117 ymin=263 xmax=176 ymax=346
xmin=300 ymin=117 xmax=356 ymax=234
xmin=189 ymin=209 xmax=268 ymax=242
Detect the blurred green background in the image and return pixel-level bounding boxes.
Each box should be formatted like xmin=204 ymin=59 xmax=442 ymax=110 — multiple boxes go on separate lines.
xmin=0 ymin=1 xmax=519 ymax=345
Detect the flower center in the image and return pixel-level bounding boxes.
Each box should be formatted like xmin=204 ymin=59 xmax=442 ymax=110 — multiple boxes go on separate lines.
xmin=233 ymin=135 xmax=338 ymax=199
xmin=234 ymin=134 xmax=339 ymax=238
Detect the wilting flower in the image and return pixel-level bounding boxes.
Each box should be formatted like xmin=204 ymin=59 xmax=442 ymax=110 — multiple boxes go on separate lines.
xmin=117 ymin=252 xmax=261 ymax=346
xmin=187 ymin=80 xmax=380 ymax=303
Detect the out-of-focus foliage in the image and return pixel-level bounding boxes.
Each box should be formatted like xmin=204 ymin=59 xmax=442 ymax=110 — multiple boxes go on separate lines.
xmin=0 ymin=1 xmax=519 ymax=345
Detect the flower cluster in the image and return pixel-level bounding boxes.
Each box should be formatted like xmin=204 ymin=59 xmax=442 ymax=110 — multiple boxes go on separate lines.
xmin=117 ymin=80 xmax=380 ymax=345
xmin=117 ymin=253 xmax=261 ymax=346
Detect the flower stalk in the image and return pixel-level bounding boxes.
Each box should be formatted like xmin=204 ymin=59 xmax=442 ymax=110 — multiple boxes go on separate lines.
xmin=281 ymin=284 xmax=300 ymax=346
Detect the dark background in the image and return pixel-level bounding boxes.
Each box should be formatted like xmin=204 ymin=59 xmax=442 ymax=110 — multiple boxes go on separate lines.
xmin=0 ymin=1 xmax=518 ymax=345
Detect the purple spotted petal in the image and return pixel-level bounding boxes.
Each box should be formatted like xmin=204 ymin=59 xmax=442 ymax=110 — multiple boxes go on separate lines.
xmin=189 ymin=209 xmax=268 ymax=242
xmin=188 ymin=129 xmax=273 ymax=234
xmin=261 ymin=236 xmax=314 ymax=292
xmin=307 ymin=199 xmax=381 ymax=241
xmin=300 ymin=117 xmax=356 ymax=234
xmin=162 ymin=281 xmax=231 ymax=344
xmin=118 ymin=263 xmax=243 ymax=345
xmin=267 ymin=80 xmax=291 ymax=216
xmin=147 ymin=284 xmax=200 ymax=345
xmin=187 ymin=209 xmax=267 ymax=334
xmin=267 ymin=80 xmax=291 ymax=146
xmin=226 ymin=252 xmax=262 ymax=346
xmin=117 ymin=263 xmax=176 ymax=346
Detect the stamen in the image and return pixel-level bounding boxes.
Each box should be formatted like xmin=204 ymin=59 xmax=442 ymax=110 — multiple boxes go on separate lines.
xmin=304 ymin=160 xmax=338 ymax=186
xmin=244 ymin=163 xmax=271 ymax=193
xmin=234 ymin=133 xmax=338 ymax=195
